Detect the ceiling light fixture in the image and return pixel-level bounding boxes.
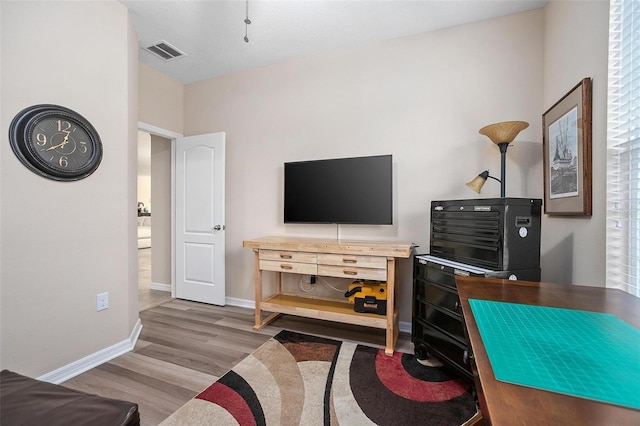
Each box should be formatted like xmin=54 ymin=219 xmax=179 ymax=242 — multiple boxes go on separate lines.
xmin=244 ymin=0 xmax=251 ymax=43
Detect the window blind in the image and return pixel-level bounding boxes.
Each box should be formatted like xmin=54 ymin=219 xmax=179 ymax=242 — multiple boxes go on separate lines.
xmin=606 ymin=0 xmax=639 ymax=297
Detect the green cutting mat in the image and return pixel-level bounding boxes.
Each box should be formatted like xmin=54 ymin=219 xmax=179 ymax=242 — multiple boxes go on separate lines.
xmin=469 ymin=299 xmax=640 ymax=410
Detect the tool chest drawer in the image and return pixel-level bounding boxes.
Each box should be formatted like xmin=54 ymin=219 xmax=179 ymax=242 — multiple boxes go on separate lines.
xmin=420 ymin=282 xmax=461 ymax=315
xmin=414 ymin=301 xmax=465 ymax=343
xmin=412 ymin=318 xmax=469 ymax=377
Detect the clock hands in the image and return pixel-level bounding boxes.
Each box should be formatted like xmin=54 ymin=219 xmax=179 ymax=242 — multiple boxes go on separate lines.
xmin=46 ymin=132 xmax=70 ymax=151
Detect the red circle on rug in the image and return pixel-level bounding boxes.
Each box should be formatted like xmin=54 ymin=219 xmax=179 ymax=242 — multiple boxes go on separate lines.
xmin=374 ymin=351 xmax=469 ymax=402
xmin=197 ymin=382 xmax=257 ymax=426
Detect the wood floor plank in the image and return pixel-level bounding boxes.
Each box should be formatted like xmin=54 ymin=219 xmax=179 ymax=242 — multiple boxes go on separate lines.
xmin=63 ymin=366 xmax=183 ymax=425
xmin=107 ymin=352 xmax=218 ymax=393
xmin=140 ymin=324 xmax=252 ymax=362
xmin=134 ymin=338 xmax=153 ymax=350
xmin=142 ymin=305 xmax=225 ymax=324
xmin=214 ymin=316 xmax=277 ymax=334
xmin=134 ymin=340 xmax=241 ymax=377
xmin=138 ymin=320 xmax=219 ymax=347
xmin=208 ymin=334 xmax=272 ymax=355
xmin=94 ymin=363 xmax=195 ymax=406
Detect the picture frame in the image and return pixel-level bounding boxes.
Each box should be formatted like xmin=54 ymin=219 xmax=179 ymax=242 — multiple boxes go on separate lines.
xmin=542 ymin=78 xmax=592 ymax=216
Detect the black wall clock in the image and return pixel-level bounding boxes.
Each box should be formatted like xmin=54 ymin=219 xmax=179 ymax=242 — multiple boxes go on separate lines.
xmin=9 ymin=104 xmax=103 ymax=181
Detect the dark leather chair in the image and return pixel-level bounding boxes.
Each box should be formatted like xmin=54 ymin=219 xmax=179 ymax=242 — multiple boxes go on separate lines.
xmin=0 ymin=370 xmax=139 ymax=426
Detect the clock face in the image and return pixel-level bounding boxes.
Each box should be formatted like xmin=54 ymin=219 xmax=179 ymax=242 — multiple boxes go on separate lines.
xmin=27 ymin=114 xmax=96 ymax=173
xmin=9 ymin=105 xmax=102 ymax=181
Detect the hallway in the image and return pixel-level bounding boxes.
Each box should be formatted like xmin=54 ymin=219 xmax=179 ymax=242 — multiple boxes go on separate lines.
xmin=138 ymin=248 xmax=172 ymax=311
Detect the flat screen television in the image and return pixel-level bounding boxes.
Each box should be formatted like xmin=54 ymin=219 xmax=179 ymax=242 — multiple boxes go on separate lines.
xmin=284 ymin=154 xmax=392 ymax=224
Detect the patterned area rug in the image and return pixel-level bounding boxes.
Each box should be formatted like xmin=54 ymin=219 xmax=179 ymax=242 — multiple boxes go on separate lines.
xmin=160 ymin=330 xmax=478 ymax=425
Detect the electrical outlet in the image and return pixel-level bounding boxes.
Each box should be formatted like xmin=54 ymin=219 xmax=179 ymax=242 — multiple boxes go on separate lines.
xmin=97 ymin=292 xmax=109 ymax=311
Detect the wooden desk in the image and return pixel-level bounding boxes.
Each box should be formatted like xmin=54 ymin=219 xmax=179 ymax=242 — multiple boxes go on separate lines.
xmin=243 ymin=236 xmax=413 ymax=354
xmin=456 ymin=276 xmax=640 ymax=425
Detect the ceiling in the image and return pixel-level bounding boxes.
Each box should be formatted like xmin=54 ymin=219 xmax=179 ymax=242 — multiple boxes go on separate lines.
xmin=121 ymin=0 xmax=547 ymax=85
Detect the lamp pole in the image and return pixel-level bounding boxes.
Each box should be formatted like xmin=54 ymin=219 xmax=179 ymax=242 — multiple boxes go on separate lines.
xmin=498 ymin=142 xmax=509 ymax=197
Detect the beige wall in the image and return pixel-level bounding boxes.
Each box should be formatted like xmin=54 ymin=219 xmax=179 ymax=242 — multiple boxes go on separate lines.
xmin=184 ymin=10 xmax=545 ymax=323
xmin=0 ymin=1 xmax=138 ymax=377
xmin=0 ymin=1 xmax=610 ymax=378
xmin=127 ymin=12 xmax=140 ymax=342
xmin=138 ymin=52 xmax=184 ymax=292
xmin=139 ymin=63 xmax=184 ymax=135
xmin=150 ymin=135 xmax=172 ymax=286
xmin=541 ymin=0 xmax=609 ymax=285
xmin=135 ymin=131 xmax=171 ymax=287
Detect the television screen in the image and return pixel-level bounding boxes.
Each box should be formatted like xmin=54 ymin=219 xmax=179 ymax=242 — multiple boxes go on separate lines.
xmin=284 ymin=154 xmax=392 ymax=224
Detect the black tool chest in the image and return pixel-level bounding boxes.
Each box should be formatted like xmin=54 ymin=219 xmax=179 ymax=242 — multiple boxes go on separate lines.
xmin=412 ymin=198 xmax=542 ymax=379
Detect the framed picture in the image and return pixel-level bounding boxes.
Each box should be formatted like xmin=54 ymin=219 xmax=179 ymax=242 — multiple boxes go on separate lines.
xmin=542 ymin=78 xmax=592 ymax=216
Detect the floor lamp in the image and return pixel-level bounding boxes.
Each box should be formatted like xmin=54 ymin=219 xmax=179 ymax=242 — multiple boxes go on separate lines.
xmin=466 ymin=120 xmax=529 ymax=197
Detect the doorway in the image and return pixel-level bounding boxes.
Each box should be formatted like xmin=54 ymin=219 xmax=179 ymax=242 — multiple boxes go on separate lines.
xmin=137 ymin=130 xmax=173 ymax=311
xmin=135 ymin=124 xmax=226 ymax=309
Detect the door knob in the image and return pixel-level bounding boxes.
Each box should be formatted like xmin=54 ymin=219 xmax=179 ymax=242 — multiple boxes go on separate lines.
xmin=213 ymin=225 xmax=224 ymax=231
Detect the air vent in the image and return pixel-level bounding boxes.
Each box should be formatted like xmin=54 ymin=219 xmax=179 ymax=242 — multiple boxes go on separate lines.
xmin=143 ymin=41 xmax=186 ymax=61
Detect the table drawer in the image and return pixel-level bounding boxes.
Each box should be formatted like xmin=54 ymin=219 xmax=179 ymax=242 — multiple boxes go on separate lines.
xmin=259 ymin=250 xmax=317 ymax=264
xmin=318 ymin=253 xmax=387 ymax=269
xmin=260 ymin=260 xmax=318 ymax=275
xmin=318 ymin=264 xmax=386 ymax=280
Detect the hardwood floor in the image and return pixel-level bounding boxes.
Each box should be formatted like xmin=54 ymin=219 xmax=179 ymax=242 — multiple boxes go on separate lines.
xmin=137 ymin=248 xmax=173 ymax=311
xmin=64 ymin=300 xmax=413 ymax=425
xmin=62 ymin=250 xmax=414 ymax=425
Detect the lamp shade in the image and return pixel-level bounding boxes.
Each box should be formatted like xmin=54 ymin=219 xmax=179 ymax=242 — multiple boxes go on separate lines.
xmin=465 ymin=170 xmax=490 ymax=194
xmin=479 ymin=121 xmax=529 ymax=144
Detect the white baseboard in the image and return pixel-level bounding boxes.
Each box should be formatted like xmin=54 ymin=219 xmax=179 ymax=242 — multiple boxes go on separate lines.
xmin=225 ymin=296 xmax=255 ymax=309
xmin=225 ymin=297 xmax=412 ymax=334
xmin=37 ymin=318 xmax=143 ymax=384
xmin=398 ymin=321 xmax=411 ymax=334
xmin=151 ymin=282 xmax=171 ymax=292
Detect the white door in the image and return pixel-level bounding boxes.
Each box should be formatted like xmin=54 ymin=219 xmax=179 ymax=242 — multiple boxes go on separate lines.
xmin=175 ymin=132 xmax=225 ymax=305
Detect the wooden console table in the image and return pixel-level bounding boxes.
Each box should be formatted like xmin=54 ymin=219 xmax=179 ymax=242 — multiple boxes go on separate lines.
xmin=456 ymin=276 xmax=640 ymax=425
xmin=243 ymin=236 xmax=413 ymax=355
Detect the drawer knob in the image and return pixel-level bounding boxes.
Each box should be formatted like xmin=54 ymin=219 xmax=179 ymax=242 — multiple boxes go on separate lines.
xmin=343 ymin=270 xmax=358 ymax=276
xmin=280 ymin=264 xmax=293 ymax=270
xmin=280 ymin=254 xmax=292 ymax=259
xmin=343 ymin=258 xmax=357 ymax=263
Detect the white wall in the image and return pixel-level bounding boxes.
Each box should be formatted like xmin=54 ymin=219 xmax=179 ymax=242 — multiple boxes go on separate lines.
xmin=185 ymin=10 xmax=545 ymax=322
xmin=0 ymin=1 xmax=138 ymax=377
xmin=541 ymin=0 xmax=609 ymax=285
